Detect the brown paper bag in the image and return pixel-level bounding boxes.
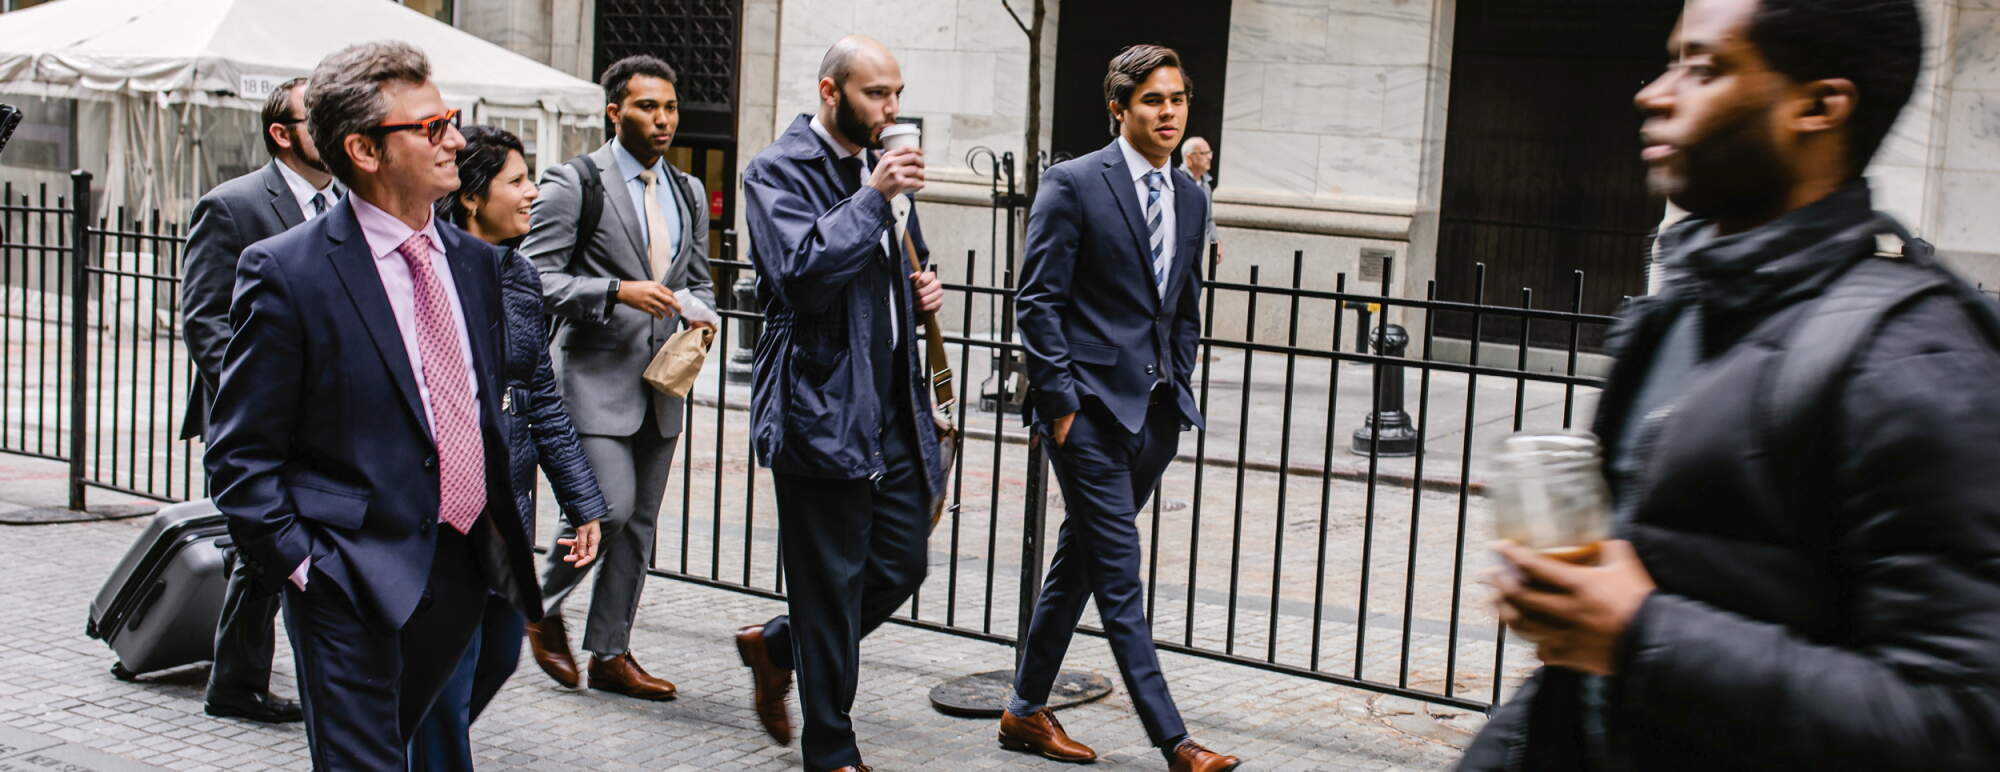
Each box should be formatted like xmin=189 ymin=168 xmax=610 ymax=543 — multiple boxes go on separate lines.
xmin=643 ymin=326 xmax=714 ymax=398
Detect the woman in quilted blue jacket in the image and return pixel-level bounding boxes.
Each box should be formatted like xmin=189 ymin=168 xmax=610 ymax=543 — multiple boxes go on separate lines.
xmin=409 ymin=125 xmax=610 ymax=771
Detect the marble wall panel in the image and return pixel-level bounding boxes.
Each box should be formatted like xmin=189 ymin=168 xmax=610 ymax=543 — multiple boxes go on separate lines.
xmin=1952 ymin=11 xmax=2000 ymax=91
xmin=1228 ymin=0 xmax=1332 ymax=64
xmin=853 ymin=0 xmax=958 ymax=51
xmin=1945 ymin=88 xmax=2000 ymax=173
xmin=1317 ymin=136 xmax=1422 ymax=202
xmin=1228 ymin=129 xmax=1321 ymax=196
xmin=1260 ymin=63 xmax=1387 ymax=136
xmin=780 ymin=0 xmax=859 ymax=50
xmin=1935 ymin=170 xmax=2000 ymax=251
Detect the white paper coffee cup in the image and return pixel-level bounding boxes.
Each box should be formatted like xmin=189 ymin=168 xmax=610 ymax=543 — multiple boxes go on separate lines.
xmin=879 ymin=123 xmax=920 ymax=151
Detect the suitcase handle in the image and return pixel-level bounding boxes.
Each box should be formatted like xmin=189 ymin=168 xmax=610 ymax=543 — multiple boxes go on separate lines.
xmin=126 ymin=580 xmax=166 ymax=631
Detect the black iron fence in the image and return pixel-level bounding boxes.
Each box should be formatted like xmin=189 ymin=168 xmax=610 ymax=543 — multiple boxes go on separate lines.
xmin=2 ymin=168 xmax=1619 ymax=713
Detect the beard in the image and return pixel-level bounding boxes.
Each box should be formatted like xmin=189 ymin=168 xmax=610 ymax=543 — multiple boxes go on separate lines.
xmin=834 ymin=90 xmax=882 ymax=150
xmin=291 ymin=128 xmax=330 ymax=173
xmin=1651 ymin=104 xmax=1792 ymax=223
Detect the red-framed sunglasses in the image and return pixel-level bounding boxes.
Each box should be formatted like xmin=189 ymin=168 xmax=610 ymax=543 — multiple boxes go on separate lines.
xmin=367 ymin=108 xmax=461 ymax=145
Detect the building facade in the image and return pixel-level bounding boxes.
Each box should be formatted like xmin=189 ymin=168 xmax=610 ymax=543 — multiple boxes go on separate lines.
xmin=440 ymin=0 xmax=2000 ymax=349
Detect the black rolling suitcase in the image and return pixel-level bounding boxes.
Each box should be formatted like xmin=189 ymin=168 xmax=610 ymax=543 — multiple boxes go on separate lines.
xmin=86 ymin=499 xmax=231 ymax=680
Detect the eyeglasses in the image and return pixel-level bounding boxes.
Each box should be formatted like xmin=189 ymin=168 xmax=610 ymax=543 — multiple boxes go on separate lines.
xmin=277 ymin=115 xmax=307 ymax=126
xmin=366 ymin=108 xmax=460 ymax=145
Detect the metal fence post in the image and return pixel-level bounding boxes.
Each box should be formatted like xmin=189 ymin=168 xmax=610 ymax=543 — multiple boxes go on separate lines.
xmin=67 ymin=170 xmax=91 ymax=511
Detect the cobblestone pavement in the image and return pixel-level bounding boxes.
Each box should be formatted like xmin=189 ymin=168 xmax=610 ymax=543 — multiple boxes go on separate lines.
xmin=1 ymin=454 xmax=1493 ymax=771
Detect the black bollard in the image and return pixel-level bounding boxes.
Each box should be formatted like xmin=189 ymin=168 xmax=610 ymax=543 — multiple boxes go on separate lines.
xmin=726 ymin=274 xmax=758 ymax=383
xmin=1351 ymin=323 xmax=1420 ymax=457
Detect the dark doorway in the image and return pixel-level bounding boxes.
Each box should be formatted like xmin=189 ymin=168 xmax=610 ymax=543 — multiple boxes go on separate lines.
xmin=1433 ymin=0 xmax=1680 ymax=351
xmin=595 ymin=0 xmax=742 ymax=268
xmin=1050 ymin=0 xmax=1231 ymax=176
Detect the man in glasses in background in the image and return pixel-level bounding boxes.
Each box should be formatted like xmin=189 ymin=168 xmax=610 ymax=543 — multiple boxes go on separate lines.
xmin=205 ymin=41 xmax=542 ymax=768
xmin=1177 ymin=136 xmax=1218 ymax=264
xmin=178 ymin=75 xmax=340 ymax=726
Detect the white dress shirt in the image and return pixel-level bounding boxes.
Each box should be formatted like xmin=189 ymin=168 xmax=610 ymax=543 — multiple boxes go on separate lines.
xmin=273 ymin=159 xmax=341 ymax=221
xmin=1118 ymin=135 xmax=1175 ymax=273
xmin=610 ymin=141 xmax=684 ymax=264
xmin=810 ymin=116 xmax=899 ymax=349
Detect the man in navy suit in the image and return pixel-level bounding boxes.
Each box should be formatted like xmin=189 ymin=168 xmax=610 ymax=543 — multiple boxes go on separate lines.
xmin=203 ymin=41 xmax=542 ymax=770
xmin=1000 ymin=45 xmax=1240 ymax=772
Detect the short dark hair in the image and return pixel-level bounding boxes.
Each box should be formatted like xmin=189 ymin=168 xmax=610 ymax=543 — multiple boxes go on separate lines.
xmin=601 ymin=55 xmax=678 ymax=105
xmin=1746 ymin=0 xmax=1923 ymax=178
xmin=436 ymin=125 xmax=525 ymax=228
xmin=308 ymin=41 xmax=432 ymax=186
xmin=259 ymin=78 xmax=308 ymax=158
xmin=1103 ymin=44 xmax=1191 ymax=136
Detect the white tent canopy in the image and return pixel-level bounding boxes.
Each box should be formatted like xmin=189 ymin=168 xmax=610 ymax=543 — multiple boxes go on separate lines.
xmin=0 ymin=0 xmax=605 ymax=217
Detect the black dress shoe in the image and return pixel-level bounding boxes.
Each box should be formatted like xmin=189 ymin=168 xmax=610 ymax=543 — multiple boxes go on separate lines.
xmin=205 ymin=691 xmax=304 ymax=723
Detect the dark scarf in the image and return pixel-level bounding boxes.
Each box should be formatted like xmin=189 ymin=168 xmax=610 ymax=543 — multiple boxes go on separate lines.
xmin=1653 ymin=182 xmax=1885 ymax=348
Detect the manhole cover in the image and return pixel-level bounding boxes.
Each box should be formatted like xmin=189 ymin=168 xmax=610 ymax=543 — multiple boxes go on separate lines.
xmin=929 ymin=669 xmax=1112 ymax=718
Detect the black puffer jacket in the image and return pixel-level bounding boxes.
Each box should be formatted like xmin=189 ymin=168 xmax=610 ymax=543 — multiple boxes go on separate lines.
xmin=498 ymin=249 xmax=606 ymax=537
xmin=1462 ymin=185 xmax=2000 ymax=771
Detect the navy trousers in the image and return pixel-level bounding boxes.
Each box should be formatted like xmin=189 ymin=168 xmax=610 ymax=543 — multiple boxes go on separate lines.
xmin=406 ymin=595 xmax=523 ymax=771
xmin=762 ymin=393 xmax=931 ymax=771
xmin=283 ymin=523 xmax=488 ymax=771
xmin=1013 ymin=398 xmax=1188 ymax=748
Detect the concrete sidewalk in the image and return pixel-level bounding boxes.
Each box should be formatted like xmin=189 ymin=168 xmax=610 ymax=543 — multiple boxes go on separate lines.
xmin=0 ymin=452 xmax=1489 ymax=771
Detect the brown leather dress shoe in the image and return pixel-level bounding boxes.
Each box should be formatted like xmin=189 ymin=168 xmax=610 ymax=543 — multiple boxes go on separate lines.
xmin=523 ymin=616 xmax=580 ymax=688
xmin=998 ymin=708 xmax=1097 ymax=763
xmin=587 ymin=651 xmax=679 ymax=701
xmin=735 ymin=624 xmax=794 ymax=746
xmin=1167 ymin=739 xmax=1241 ymax=772
xmin=828 ymin=766 xmax=871 ymax=772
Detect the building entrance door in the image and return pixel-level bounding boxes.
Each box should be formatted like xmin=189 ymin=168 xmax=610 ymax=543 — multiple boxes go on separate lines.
xmin=1434 ymin=0 xmax=1680 ymax=351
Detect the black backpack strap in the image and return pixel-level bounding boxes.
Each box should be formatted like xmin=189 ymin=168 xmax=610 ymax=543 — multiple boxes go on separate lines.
xmin=567 ymin=155 xmax=604 ymax=265
xmin=1763 ymin=215 xmax=1953 ymax=531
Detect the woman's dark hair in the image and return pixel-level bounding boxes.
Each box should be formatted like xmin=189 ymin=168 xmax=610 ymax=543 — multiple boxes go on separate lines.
xmin=1746 ymin=0 xmax=1923 ymax=178
xmin=437 ymin=124 xmax=525 ymax=227
xmin=1103 ymin=44 xmax=1191 ymax=136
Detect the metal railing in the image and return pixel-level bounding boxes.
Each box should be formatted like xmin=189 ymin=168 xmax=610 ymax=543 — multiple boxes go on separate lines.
xmin=0 ymin=168 xmax=1619 ymax=712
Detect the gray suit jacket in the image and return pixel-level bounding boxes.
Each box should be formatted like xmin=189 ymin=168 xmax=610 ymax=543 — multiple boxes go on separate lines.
xmin=521 ymin=141 xmax=715 ymax=438
xmin=180 ymin=160 xmax=311 ymax=440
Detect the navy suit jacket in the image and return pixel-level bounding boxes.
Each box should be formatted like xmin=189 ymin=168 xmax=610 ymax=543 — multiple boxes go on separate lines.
xmin=1018 ymin=140 xmax=1206 ymax=433
xmin=203 ymin=198 xmax=540 ymax=632
xmin=741 ymin=114 xmax=945 ymax=493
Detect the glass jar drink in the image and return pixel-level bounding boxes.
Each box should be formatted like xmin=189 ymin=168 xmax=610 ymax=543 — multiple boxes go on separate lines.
xmin=1489 ymin=431 xmax=1613 ymax=564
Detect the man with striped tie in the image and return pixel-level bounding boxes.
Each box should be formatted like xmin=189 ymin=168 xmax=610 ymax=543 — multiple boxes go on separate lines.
xmin=205 ymin=42 xmax=542 ymax=769
xmin=1005 ymin=44 xmax=1240 ymax=772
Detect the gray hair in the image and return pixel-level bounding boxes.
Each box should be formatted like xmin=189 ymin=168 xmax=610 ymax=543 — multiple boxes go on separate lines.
xmin=307 ymin=41 xmax=433 ymax=185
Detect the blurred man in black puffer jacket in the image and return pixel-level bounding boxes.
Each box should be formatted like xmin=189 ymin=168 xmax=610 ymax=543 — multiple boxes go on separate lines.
xmin=1460 ymin=1 xmax=2000 ymax=770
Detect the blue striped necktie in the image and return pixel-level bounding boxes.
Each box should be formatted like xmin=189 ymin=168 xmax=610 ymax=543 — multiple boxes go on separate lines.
xmin=1145 ymin=170 xmax=1168 ymax=298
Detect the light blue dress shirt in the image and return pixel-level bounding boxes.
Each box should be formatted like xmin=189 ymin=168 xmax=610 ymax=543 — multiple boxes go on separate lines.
xmin=610 ymin=141 xmax=683 ymax=271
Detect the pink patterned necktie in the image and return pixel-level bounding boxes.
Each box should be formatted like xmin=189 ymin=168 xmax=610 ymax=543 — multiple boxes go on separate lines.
xmin=396 ymin=233 xmax=485 ymax=534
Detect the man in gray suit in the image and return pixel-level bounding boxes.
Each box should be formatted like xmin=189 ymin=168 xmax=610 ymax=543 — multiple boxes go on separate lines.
xmin=518 ymin=54 xmax=715 ymax=700
xmin=178 ymin=76 xmax=339 ymax=724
